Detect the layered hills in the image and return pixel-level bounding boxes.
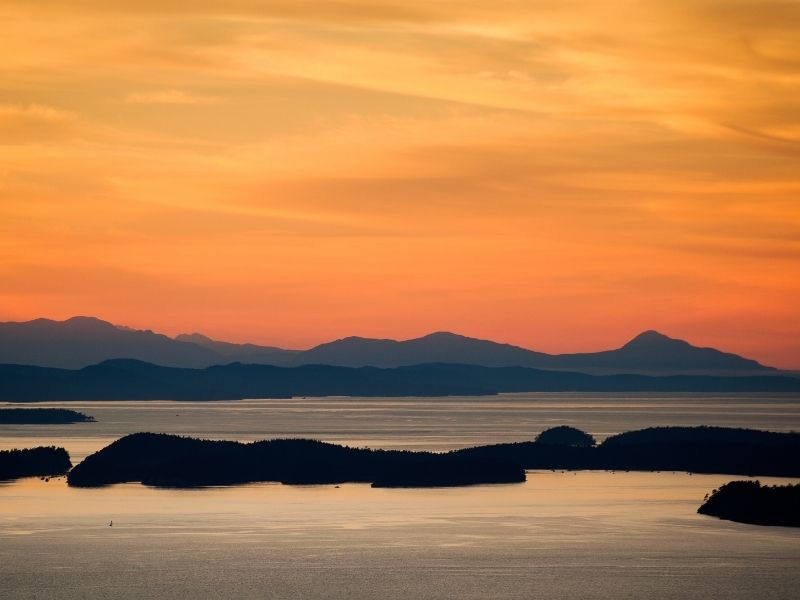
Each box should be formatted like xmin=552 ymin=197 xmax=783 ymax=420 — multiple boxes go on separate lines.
xmin=0 ymin=316 xmax=774 ymax=374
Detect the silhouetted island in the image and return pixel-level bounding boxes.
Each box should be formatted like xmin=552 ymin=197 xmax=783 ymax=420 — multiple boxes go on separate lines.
xmin=66 ymin=434 xmax=526 ymax=488
xmin=453 ymin=426 xmax=800 ymax=476
xmin=0 ymin=408 xmax=95 ymax=424
xmin=0 ymin=446 xmax=72 ymax=480
xmin=66 ymin=426 xmax=800 ymax=488
xmin=536 ymin=425 xmax=596 ymax=447
xmin=698 ymin=480 xmax=800 ymax=527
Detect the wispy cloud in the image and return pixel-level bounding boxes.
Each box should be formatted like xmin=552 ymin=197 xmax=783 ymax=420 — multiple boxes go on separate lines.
xmin=0 ymin=104 xmax=78 ymax=143
xmin=0 ymin=0 xmax=798 ymax=366
xmin=125 ymin=89 xmax=222 ymax=105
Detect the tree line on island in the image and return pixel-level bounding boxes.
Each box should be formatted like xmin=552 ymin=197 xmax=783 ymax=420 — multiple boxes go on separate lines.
xmin=0 ymin=446 xmax=72 ymax=480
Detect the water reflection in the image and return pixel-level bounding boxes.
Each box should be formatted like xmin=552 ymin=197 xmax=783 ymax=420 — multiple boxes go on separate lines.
xmin=3 ymin=394 xmax=800 ymax=599
xmin=1 ymin=472 xmax=798 ymax=599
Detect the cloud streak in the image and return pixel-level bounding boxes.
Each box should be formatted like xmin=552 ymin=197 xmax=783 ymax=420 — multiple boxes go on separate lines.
xmin=126 ymin=89 xmax=222 ymax=105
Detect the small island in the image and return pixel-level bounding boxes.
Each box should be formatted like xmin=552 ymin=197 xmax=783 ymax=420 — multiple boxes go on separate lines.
xmin=535 ymin=425 xmax=596 ymax=447
xmin=698 ymin=480 xmax=800 ymax=527
xmin=0 ymin=408 xmax=95 ymax=424
xmin=0 ymin=446 xmax=72 ymax=480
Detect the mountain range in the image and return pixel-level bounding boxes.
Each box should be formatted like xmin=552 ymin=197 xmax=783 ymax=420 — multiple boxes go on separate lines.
xmin=0 ymin=316 xmax=775 ymax=375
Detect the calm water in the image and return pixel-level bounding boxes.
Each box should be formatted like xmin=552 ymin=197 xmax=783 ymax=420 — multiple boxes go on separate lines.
xmin=2 ymin=393 xmax=800 ymax=599
xmin=2 ymin=392 xmax=800 ymax=461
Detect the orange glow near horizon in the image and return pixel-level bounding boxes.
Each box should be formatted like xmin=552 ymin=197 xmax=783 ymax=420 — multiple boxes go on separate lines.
xmin=1 ymin=1 xmax=799 ymax=368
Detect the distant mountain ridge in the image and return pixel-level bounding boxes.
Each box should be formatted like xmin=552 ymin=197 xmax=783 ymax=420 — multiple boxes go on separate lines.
xmin=541 ymin=330 xmax=769 ymax=373
xmin=0 ymin=316 xmax=218 ymax=369
xmin=0 ymin=316 xmax=775 ymax=374
xmin=175 ymin=332 xmax=301 ymax=365
xmin=297 ymin=329 xmax=770 ymax=373
xmin=299 ymin=331 xmax=551 ymax=368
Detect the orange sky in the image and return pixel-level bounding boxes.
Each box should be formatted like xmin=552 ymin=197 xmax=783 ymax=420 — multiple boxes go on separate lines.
xmin=1 ymin=1 xmax=799 ymax=367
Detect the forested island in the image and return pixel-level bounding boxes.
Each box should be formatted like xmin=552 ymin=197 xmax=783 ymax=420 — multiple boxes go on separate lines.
xmin=66 ymin=426 xmax=800 ymax=489
xmin=66 ymin=434 xmax=526 ymax=488
xmin=452 ymin=426 xmax=800 ymax=477
xmin=0 ymin=446 xmax=72 ymax=480
xmin=0 ymin=408 xmax=95 ymax=424
xmin=698 ymin=481 xmax=800 ymax=527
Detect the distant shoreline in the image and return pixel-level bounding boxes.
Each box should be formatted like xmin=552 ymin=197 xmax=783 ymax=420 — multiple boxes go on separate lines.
xmin=2 ymin=360 xmax=799 ymax=402
xmin=0 ymin=408 xmax=95 ymax=424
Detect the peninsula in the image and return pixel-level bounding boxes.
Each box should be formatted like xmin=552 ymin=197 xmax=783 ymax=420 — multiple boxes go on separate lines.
xmin=698 ymin=480 xmax=800 ymax=527
xmin=0 ymin=408 xmax=95 ymax=424
xmin=0 ymin=446 xmax=72 ymax=480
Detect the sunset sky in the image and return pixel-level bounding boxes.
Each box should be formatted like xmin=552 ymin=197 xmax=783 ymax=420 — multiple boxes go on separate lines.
xmin=1 ymin=1 xmax=798 ymax=367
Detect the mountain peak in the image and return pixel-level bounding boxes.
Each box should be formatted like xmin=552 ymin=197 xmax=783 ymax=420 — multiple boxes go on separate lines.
xmin=62 ymin=316 xmax=117 ymax=330
xmin=418 ymin=331 xmax=466 ymax=341
xmin=623 ymin=330 xmax=685 ymax=349
xmin=635 ymin=329 xmax=668 ymax=340
xmin=175 ymin=332 xmax=214 ymax=343
xmin=334 ymin=335 xmax=391 ymax=344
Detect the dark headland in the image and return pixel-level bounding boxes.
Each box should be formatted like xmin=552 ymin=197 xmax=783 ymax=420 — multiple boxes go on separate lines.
xmin=0 ymin=447 xmax=72 ymax=481
xmin=698 ymin=480 xmax=800 ymax=527
xmin=0 ymin=408 xmax=95 ymax=424
xmin=66 ymin=426 xmax=800 ymax=489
